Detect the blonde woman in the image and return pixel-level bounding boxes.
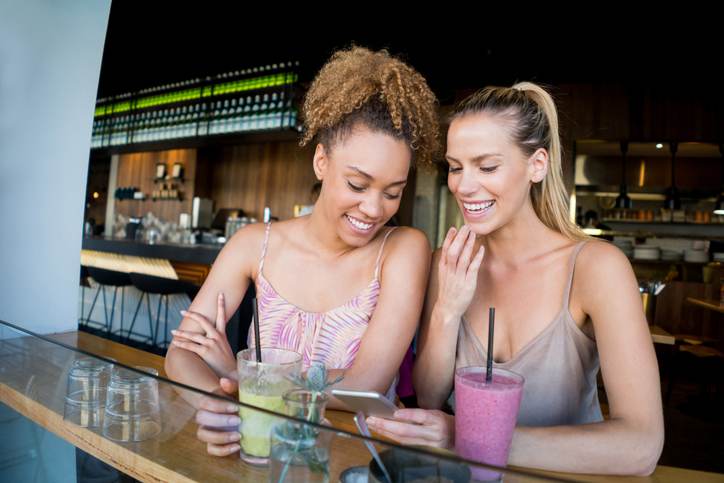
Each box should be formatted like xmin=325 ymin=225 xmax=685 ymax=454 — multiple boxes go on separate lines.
xmin=366 ymin=83 xmax=665 ymax=476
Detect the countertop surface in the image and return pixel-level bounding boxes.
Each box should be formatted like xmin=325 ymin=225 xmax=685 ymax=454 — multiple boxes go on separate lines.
xmin=1 ymin=330 xmax=722 ymax=483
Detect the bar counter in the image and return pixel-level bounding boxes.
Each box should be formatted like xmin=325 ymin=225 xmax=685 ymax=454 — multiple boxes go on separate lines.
xmin=1 ymin=324 xmax=722 ymax=482
xmin=83 ymin=236 xmax=222 ymax=266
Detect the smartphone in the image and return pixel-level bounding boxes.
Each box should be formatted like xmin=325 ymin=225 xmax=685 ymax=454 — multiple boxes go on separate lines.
xmin=331 ymin=389 xmax=398 ymax=418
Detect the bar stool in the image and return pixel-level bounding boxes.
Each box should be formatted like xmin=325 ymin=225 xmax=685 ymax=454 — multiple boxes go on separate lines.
xmin=127 ymin=272 xmax=199 ymax=350
xmin=82 ymin=267 xmax=132 ymax=335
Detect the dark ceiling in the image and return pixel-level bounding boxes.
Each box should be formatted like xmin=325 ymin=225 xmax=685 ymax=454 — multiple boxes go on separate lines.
xmin=97 ymin=5 xmax=719 ymax=105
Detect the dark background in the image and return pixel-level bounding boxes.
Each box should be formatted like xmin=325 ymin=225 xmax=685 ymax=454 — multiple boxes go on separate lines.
xmin=97 ymin=4 xmax=720 ymax=105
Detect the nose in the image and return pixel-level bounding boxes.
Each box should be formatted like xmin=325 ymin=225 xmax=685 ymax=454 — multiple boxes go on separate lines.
xmin=358 ymin=193 xmax=383 ymax=220
xmin=454 ymin=169 xmax=480 ymax=197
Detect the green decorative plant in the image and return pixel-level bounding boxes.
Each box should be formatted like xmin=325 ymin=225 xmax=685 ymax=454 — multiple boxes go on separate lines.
xmin=275 ymin=364 xmax=343 ymax=482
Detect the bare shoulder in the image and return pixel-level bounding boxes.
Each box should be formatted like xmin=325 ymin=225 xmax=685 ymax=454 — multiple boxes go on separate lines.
xmin=575 ymin=239 xmax=637 ymax=304
xmin=384 ymin=226 xmax=431 ymax=257
xmin=577 ymin=239 xmax=632 ymax=278
xmin=216 ymin=222 xmax=268 ymax=278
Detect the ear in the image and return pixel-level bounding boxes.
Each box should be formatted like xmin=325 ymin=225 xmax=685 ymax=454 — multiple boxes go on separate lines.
xmin=528 ymin=148 xmax=549 ymax=183
xmin=312 ymin=143 xmax=330 ymax=181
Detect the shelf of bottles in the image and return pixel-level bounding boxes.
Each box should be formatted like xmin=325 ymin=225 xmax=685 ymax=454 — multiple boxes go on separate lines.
xmin=90 ymin=62 xmax=300 ymax=149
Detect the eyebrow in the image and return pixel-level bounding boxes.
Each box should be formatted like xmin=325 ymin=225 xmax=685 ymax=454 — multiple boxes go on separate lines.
xmin=346 ymin=165 xmax=407 ymax=187
xmin=445 ymin=153 xmax=503 ymax=163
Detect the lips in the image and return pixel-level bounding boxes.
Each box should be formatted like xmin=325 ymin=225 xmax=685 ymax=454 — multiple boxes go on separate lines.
xmin=345 ymin=214 xmax=374 ymax=232
xmin=461 ymin=200 xmax=495 ymax=219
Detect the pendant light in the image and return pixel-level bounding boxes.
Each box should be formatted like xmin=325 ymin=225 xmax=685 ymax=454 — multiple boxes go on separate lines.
xmin=615 ymin=141 xmax=632 ymax=209
xmin=714 ymin=143 xmax=724 ymax=215
xmin=664 ymin=141 xmax=681 ymax=210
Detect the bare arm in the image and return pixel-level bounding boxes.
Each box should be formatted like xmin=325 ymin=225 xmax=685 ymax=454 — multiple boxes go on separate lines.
xmin=164 ymin=223 xmax=262 ymax=408
xmin=325 ymin=227 xmax=431 ymax=410
xmin=414 ymin=226 xmax=484 ymax=408
xmin=508 ymin=241 xmax=664 ymax=475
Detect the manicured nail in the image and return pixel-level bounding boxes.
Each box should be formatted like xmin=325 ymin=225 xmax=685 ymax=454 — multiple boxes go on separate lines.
xmin=180 ymin=310 xmax=188 ymax=315
xmin=171 ymin=330 xmax=178 ymax=334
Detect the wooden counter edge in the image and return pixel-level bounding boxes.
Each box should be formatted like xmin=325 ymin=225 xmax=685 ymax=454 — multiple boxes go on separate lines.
xmin=0 ymin=382 xmax=194 ymax=483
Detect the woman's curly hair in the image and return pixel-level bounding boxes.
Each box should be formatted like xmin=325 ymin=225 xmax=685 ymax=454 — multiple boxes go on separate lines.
xmin=299 ymin=46 xmax=441 ymax=167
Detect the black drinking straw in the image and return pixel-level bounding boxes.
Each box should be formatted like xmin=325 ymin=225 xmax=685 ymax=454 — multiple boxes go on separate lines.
xmin=252 ymin=298 xmax=262 ymax=363
xmin=486 ymin=307 xmax=495 ymax=383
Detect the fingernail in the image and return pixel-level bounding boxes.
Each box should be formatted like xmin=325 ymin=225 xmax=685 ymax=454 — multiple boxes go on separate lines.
xmin=219 ymin=293 xmax=224 ymax=299
xmin=171 ymin=330 xmax=178 ymax=334
xmin=228 ymin=444 xmax=240 ymax=453
xmin=227 ymin=404 xmax=238 ymax=413
xmin=228 ymin=432 xmax=240 ymax=442
xmin=180 ymin=310 xmax=187 ymax=315
xmin=227 ymin=416 xmax=240 ymax=425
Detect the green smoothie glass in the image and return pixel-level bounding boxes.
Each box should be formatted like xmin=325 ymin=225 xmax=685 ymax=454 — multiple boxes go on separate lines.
xmin=237 ymin=348 xmax=302 ymax=465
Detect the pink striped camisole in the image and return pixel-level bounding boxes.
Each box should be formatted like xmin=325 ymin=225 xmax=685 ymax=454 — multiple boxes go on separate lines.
xmin=248 ymin=223 xmax=397 ymax=375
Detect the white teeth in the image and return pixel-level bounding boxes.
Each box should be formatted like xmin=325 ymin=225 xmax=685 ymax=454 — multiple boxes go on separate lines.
xmin=347 ymin=215 xmax=373 ymax=230
xmin=463 ymin=201 xmax=494 ymax=211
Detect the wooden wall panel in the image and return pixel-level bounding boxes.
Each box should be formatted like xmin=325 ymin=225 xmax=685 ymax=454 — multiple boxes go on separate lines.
xmin=208 ymin=141 xmax=317 ymax=221
xmin=115 ymin=149 xmax=197 ymax=224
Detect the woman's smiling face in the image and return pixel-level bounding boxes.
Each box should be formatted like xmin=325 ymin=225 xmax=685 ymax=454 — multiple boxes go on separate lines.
xmin=314 ymin=123 xmax=411 ymax=247
xmin=446 ymin=112 xmax=545 ymax=235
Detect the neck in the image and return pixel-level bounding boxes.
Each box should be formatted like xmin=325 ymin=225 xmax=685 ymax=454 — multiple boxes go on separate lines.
xmin=482 ymin=200 xmax=558 ymax=267
xmin=303 ymin=201 xmax=355 ymax=258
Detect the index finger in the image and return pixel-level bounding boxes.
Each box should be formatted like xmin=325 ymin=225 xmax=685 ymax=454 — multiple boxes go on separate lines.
xmin=196 ymin=409 xmax=240 ymax=429
xmin=366 ymin=416 xmax=439 ymax=441
xmin=439 ymin=227 xmax=457 ymax=267
xmin=181 ymin=310 xmax=217 ymax=336
xmin=392 ymin=408 xmax=434 ymax=425
xmin=216 ymin=292 xmax=227 ymax=333
xmin=198 ymin=395 xmax=238 ymax=414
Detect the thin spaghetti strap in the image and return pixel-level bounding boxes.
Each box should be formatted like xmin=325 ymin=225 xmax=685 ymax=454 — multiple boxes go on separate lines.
xmin=563 ymin=241 xmax=588 ymax=308
xmin=374 ymin=227 xmax=397 ymax=279
xmin=258 ymin=222 xmax=272 ymax=275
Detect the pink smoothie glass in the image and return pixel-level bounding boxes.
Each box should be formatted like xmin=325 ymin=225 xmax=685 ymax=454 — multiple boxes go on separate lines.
xmin=454 ymin=366 xmax=524 ymax=481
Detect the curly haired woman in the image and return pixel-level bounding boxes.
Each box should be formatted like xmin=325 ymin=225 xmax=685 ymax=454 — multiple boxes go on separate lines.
xmin=164 ymin=46 xmax=441 ymax=456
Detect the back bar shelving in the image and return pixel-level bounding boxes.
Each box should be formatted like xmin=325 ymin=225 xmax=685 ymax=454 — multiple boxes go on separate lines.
xmin=91 ymin=61 xmax=301 ymax=151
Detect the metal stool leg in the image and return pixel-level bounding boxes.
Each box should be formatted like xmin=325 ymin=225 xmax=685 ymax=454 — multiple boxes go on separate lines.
xmin=83 ymin=285 xmax=102 ymax=328
xmin=127 ymin=292 xmax=146 ymax=342
xmin=119 ymin=286 xmax=125 ymax=335
xmin=152 ymin=293 xmax=163 ymax=348
xmin=107 ymin=286 xmax=118 ymax=335
xmin=162 ymin=294 xmax=170 ymax=349
xmin=147 ymin=292 xmax=156 ymax=347
xmin=79 ymin=284 xmax=85 ymax=324
xmin=101 ymin=285 xmax=109 ymax=330
xmin=155 ymin=294 xmax=170 ymax=350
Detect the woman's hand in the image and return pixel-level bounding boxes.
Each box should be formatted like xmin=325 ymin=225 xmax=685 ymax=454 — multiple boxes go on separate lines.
xmin=195 ymin=376 xmax=241 ymax=457
xmin=435 ymin=225 xmax=485 ymax=321
xmin=366 ymin=409 xmax=455 ymax=449
xmin=171 ymin=292 xmax=236 ymax=379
